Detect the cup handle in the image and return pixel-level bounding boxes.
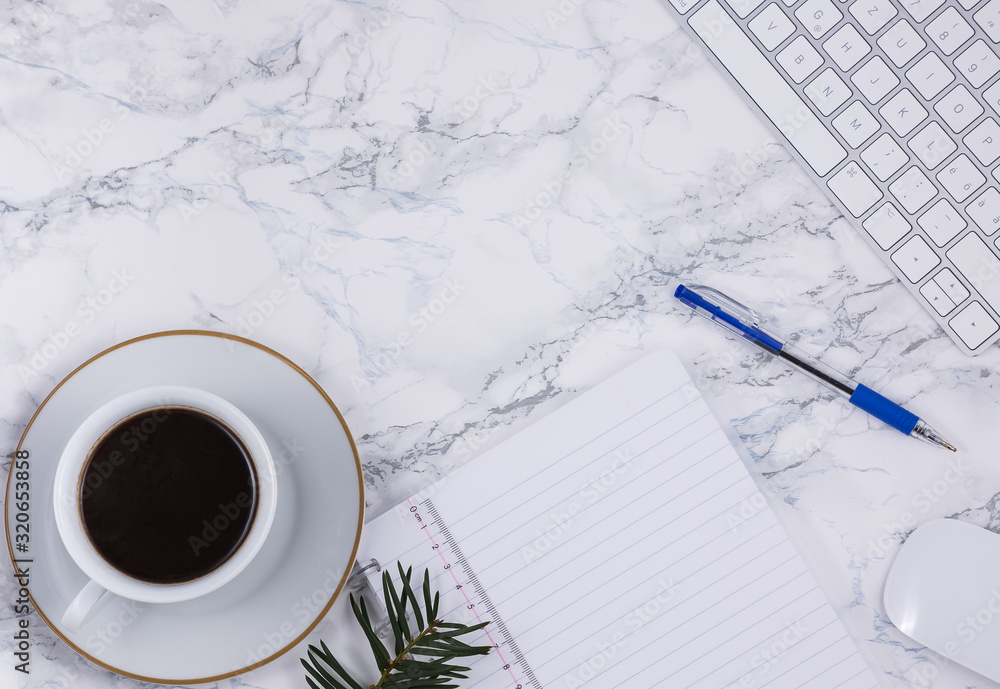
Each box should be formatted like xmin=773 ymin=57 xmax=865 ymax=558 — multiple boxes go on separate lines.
xmin=62 ymin=579 xmax=110 ymax=633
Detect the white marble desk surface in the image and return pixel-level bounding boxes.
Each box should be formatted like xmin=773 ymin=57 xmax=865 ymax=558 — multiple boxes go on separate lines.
xmin=3 ymin=1 xmax=1000 ymax=687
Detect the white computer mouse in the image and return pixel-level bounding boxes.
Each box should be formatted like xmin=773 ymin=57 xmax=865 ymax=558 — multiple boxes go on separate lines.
xmin=884 ymin=518 xmax=1000 ymax=683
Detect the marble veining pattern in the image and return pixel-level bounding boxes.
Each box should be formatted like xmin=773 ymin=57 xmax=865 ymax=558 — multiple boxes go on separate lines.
xmin=4 ymin=0 xmax=1000 ymax=687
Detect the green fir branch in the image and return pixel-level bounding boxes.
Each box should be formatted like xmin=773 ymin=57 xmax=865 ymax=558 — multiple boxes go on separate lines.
xmin=302 ymin=562 xmax=491 ymax=689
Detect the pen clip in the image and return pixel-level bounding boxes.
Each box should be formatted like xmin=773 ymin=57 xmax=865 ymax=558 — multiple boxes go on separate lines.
xmin=684 ymin=284 xmax=768 ymax=327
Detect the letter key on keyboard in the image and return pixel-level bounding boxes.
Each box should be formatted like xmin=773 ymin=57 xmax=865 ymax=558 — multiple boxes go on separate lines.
xmin=666 ymin=0 xmax=1000 ymax=352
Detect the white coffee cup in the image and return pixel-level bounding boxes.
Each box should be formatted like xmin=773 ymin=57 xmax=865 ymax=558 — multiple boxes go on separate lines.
xmin=53 ymin=386 xmax=278 ymax=633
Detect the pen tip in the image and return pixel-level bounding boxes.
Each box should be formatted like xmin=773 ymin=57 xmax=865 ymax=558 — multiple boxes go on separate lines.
xmin=911 ymin=420 xmax=956 ymax=452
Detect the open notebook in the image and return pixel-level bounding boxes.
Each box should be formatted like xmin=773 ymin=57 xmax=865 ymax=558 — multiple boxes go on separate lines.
xmin=358 ymin=350 xmax=881 ymax=688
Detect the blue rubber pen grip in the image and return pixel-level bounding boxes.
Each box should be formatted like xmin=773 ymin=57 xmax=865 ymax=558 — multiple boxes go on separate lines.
xmin=849 ymin=384 xmax=918 ymax=435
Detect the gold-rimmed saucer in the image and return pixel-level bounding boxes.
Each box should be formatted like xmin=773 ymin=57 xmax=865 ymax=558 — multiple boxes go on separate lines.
xmin=5 ymin=331 xmax=364 ymax=683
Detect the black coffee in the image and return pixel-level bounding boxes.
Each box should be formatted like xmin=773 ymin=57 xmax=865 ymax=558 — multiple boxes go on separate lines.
xmin=80 ymin=406 xmax=258 ymax=584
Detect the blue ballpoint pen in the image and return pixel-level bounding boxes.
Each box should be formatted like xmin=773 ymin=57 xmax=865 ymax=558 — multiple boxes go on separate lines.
xmin=675 ymin=283 xmax=957 ymax=452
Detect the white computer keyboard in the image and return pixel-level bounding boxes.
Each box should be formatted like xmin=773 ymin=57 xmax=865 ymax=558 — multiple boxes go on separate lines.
xmin=660 ymin=0 xmax=1000 ymax=355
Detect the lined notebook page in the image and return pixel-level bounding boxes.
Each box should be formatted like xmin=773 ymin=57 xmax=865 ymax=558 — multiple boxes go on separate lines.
xmin=359 ymin=351 xmax=881 ymax=689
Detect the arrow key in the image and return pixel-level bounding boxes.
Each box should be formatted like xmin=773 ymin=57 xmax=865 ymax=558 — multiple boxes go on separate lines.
xmin=933 ymin=267 xmax=971 ymax=304
xmin=950 ymin=301 xmax=1000 ymax=350
xmin=892 ymin=234 xmax=940 ymax=283
xmin=920 ymin=279 xmax=956 ymax=316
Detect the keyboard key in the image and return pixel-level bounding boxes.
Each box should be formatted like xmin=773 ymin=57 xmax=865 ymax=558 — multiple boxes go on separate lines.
xmin=958 ymin=0 xmax=980 ymax=10
xmin=935 ymin=267 xmax=971 ymax=303
xmin=805 ymin=69 xmax=852 ymax=116
xmin=955 ymin=40 xmax=1000 ymax=89
xmin=918 ymin=199 xmax=967 ymax=246
xmin=974 ymin=0 xmax=1000 ymax=41
xmin=877 ymin=20 xmax=926 ymax=68
xmin=833 ymin=101 xmax=881 ymax=147
xmin=795 ymin=0 xmax=843 ymax=38
xmin=937 ymin=154 xmax=986 ymax=202
xmin=890 ymin=166 xmax=937 ymax=213
xmin=724 ymin=0 xmax=767 ymax=18
xmin=827 ymin=161 xmax=883 ymax=216
xmin=749 ymin=4 xmax=796 ymax=50
xmin=862 ymin=133 xmax=909 ymax=181
xmin=863 ymin=202 xmax=910 ymax=249
xmin=967 ymin=187 xmax=1000 ymax=234
xmin=906 ymin=53 xmax=955 ymax=100
xmin=688 ymin=1 xmax=847 ymax=176
xmin=879 ymin=89 xmax=927 ymax=136
xmin=948 ymin=232 xmax=1000 ymax=313
xmin=908 ymin=122 xmax=958 ymax=169
xmin=920 ymin=279 xmax=955 ymax=315
xmin=823 ymin=24 xmax=871 ymax=70
xmin=950 ymin=301 xmax=1000 ymax=350
xmin=984 ymin=81 xmax=1000 ymax=117
xmin=964 ymin=118 xmax=1000 ymax=166
xmin=851 ymin=56 xmax=900 ymax=104
xmin=892 ymin=234 xmax=941 ymax=282
xmin=777 ymin=36 xmax=824 ymax=83
xmin=935 ymin=85 xmax=984 ymax=133
xmin=849 ymin=0 xmax=898 ymax=34
xmin=665 ymin=0 xmax=700 ymax=13
xmin=926 ymin=7 xmax=974 ymax=55
xmin=900 ymin=0 xmax=944 ymax=23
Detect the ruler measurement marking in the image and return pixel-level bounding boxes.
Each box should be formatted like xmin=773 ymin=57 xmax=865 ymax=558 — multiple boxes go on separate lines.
xmin=417 ymin=498 xmax=543 ymax=689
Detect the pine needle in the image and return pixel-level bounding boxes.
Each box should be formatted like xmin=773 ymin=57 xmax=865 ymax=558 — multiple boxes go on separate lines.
xmin=301 ymin=563 xmax=492 ymax=689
